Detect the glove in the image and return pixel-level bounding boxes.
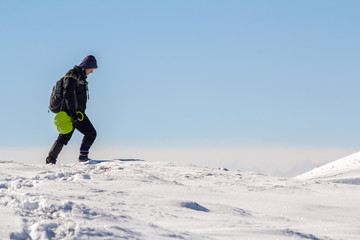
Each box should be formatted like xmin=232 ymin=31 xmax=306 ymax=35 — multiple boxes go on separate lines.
xmin=71 ymin=111 xmax=84 ymax=123
xmin=69 ymin=111 xmax=76 ymax=122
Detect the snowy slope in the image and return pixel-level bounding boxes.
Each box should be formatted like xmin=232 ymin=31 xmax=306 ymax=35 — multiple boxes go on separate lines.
xmin=1 ymin=159 xmax=360 ymax=240
xmin=295 ymin=151 xmax=360 ymax=184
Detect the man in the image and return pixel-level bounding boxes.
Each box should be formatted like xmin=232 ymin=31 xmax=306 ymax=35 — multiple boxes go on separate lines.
xmin=46 ymin=55 xmax=98 ymax=164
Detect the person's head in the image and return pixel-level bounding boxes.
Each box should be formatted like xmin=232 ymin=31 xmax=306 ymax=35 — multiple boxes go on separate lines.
xmin=79 ymin=55 xmax=98 ymax=75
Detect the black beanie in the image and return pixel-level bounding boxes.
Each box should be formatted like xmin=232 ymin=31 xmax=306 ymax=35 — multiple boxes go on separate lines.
xmin=79 ymin=55 xmax=98 ymax=69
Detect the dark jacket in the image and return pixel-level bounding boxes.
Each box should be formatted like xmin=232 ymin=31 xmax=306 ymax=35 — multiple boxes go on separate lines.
xmin=61 ymin=66 xmax=88 ymax=117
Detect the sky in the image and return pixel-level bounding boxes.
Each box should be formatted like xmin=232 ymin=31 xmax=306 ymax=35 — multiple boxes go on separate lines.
xmin=1 ymin=0 xmax=360 ymax=176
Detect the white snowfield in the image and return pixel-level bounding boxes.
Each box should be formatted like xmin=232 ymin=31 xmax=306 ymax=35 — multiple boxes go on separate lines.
xmin=0 ymin=155 xmax=360 ymax=240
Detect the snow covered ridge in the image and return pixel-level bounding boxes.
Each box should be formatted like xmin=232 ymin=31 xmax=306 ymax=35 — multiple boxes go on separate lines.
xmin=295 ymin=151 xmax=360 ymax=184
xmin=1 ymin=159 xmax=360 ymax=239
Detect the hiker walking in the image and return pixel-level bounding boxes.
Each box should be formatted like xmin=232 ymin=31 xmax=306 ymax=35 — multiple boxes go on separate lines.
xmin=46 ymin=55 xmax=98 ymax=164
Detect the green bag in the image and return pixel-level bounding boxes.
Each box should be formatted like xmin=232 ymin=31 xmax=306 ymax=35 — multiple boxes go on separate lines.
xmin=54 ymin=111 xmax=84 ymax=134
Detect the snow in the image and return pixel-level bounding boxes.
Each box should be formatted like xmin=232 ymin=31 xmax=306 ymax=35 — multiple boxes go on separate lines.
xmin=1 ymin=156 xmax=360 ymax=240
xmin=295 ymin=151 xmax=360 ymax=183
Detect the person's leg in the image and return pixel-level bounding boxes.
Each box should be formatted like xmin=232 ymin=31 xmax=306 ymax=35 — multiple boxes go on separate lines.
xmin=74 ymin=114 xmax=97 ymax=161
xmin=46 ymin=130 xmax=74 ymax=164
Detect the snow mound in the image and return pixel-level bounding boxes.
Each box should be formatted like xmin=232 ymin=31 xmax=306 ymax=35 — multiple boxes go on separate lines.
xmin=295 ymin=151 xmax=360 ymax=183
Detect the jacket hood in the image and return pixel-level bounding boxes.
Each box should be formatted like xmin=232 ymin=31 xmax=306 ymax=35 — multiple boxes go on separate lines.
xmin=79 ymin=55 xmax=98 ymax=69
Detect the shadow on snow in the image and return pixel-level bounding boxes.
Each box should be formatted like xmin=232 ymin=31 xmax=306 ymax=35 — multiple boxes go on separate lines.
xmin=84 ymin=159 xmax=144 ymax=165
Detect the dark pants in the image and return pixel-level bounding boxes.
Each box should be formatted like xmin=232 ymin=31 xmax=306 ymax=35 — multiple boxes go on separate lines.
xmin=48 ymin=114 xmax=97 ymax=160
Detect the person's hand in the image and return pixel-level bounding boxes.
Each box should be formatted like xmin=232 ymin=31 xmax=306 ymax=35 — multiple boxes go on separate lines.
xmin=70 ymin=112 xmax=78 ymax=123
xmin=70 ymin=111 xmax=84 ymax=123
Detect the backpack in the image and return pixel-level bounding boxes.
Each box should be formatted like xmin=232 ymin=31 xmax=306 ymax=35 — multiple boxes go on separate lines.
xmin=49 ymin=75 xmax=79 ymax=113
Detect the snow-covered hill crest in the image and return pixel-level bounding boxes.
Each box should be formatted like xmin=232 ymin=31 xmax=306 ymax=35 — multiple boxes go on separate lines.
xmin=1 ymin=159 xmax=360 ymax=239
xmin=295 ymin=151 xmax=360 ymax=184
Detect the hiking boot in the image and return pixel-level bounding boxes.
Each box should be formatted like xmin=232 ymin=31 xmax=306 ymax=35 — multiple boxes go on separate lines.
xmin=78 ymin=156 xmax=91 ymax=163
xmin=46 ymin=157 xmax=56 ymax=164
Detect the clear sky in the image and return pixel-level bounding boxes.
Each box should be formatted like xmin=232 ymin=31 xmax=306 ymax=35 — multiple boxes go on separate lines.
xmin=1 ymin=0 xmax=360 ymax=176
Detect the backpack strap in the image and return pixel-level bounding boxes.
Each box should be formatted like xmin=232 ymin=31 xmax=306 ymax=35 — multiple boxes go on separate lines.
xmin=63 ymin=75 xmax=79 ymax=82
xmin=63 ymin=75 xmax=90 ymax=100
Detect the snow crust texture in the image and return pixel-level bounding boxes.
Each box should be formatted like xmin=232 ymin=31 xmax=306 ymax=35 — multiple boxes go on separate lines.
xmin=1 ymin=159 xmax=359 ymax=240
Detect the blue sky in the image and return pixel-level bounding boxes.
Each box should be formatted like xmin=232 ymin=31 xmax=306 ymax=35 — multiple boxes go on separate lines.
xmin=1 ymin=1 xmax=360 ymax=175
